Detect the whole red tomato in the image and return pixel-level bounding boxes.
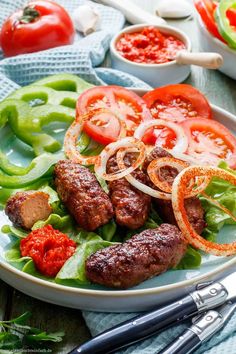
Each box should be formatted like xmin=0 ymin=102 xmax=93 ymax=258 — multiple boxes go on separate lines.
xmin=0 ymin=0 xmax=75 ymax=57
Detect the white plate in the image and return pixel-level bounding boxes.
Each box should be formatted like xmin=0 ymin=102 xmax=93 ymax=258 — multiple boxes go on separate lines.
xmin=0 ymin=92 xmax=236 ymax=312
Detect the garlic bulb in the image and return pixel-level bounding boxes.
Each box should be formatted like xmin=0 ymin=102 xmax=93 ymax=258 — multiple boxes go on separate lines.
xmin=155 ymin=0 xmax=193 ymax=19
xmin=72 ymin=5 xmax=101 ymax=36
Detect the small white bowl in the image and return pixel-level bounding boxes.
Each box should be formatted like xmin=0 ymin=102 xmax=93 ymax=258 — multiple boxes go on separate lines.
xmin=196 ymin=14 xmax=236 ymax=80
xmin=110 ymin=24 xmax=191 ymax=88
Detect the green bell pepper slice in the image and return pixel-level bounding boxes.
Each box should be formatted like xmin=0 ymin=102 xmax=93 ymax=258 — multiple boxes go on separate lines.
xmin=8 ymin=74 xmax=94 ymax=109
xmin=0 ymin=151 xmax=31 ymax=175
xmin=215 ymin=0 xmax=236 ymax=48
xmin=8 ymin=85 xmax=80 ymax=109
xmin=32 ymin=73 xmax=94 ymax=94
xmin=0 ymin=152 xmax=63 ymax=188
xmin=0 ymin=99 xmax=75 ymax=155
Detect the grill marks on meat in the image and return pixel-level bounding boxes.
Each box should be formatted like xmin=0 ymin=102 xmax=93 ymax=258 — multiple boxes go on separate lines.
xmin=107 ymin=153 xmax=151 ymax=229
xmin=86 ymin=224 xmax=187 ymax=289
xmin=5 ymin=191 xmax=52 ymax=230
xmin=144 ymin=147 xmax=205 ymax=234
xmin=54 ymin=160 xmax=114 ymax=231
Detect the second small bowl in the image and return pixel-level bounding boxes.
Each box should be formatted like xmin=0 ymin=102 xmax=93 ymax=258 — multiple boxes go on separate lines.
xmin=110 ymin=24 xmax=192 ymax=88
xmin=196 ymin=15 xmax=236 ymax=80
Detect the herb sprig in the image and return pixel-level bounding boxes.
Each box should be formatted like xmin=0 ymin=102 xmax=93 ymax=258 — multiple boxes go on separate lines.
xmin=0 ymin=311 xmax=64 ymax=352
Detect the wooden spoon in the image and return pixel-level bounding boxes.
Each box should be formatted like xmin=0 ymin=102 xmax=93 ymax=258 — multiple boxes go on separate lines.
xmin=174 ymin=51 xmax=223 ymax=69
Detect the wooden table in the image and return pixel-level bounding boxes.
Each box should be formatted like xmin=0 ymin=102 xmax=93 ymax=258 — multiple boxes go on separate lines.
xmin=1 ymin=3 xmax=236 ymax=353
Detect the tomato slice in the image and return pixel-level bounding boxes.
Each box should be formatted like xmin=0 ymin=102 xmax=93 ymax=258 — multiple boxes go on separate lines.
xmin=76 ymin=86 xmax=152 ymax=145
xmin=142 ymin=84 xmax=212 ymax=146
xmin=194 ymin=0 xmax=225 ymax=42
xmin=181 ymin=118 xmax=236 ymax=168
xmin=143 ymin=84 xmax=212 ymax=121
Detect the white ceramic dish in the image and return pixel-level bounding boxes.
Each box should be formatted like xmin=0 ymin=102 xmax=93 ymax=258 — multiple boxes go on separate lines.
xmin=110 ymin=24 xmax=192 ymax=87
xmin=0 ymin=88 xmax=235 ymax=313
xmin=196 ymin=14 xmax=236 ymax=80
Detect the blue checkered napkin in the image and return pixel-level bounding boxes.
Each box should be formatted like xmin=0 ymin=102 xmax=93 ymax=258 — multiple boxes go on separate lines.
xmin=82 ymin=309 xmax=236 ymax=354
xmin=0 ymin=0 xmax=126 ymax=86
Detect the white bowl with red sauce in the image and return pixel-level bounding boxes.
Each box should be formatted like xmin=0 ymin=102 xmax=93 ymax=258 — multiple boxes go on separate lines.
xmin=110 ymin=24 xmax=191 ymax=87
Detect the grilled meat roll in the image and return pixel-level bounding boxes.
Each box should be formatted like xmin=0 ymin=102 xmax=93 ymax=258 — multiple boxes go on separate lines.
xmin=86 ymin=223 xmax=187 ymax=289
xmin=54 ymin=160 xmax=114 ymax=231
xmin=5 ymin=191 xmax=52 ymax=230
xmin=144 ymin=147 xmax=205 ymax=234
xmin=107 ymin=153 xmax=151 ymax=230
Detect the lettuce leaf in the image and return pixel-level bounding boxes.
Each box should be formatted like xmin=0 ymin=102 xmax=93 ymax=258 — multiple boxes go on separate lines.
xmin=32 ymin=213 xmax=77 ymax=239
xmin=175 ymin=246 xmax=201 ymax=270
xmin=97 ymin=219 xmax=117 ymax=241
xmin=5 ymin=240 xmax=30 ymax=264
xmin=200 ymin=162 xmax=236 ymax=241
xmin=2 ymin=225 xmax=28 ymax=239
xmin=56 ymin=236 xmax=120 ymax=284
xmin=3 ymin=210 xmax=120 ymax=283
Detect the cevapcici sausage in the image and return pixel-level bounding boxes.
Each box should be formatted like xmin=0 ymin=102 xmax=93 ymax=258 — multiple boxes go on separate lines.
xmin=107 ymin=153 xmax=151 ymax=229
xmin=86 ymin=223 xmax=187 ymax=289
xmin=5 ymin=191 xmax=52 ymax=230
xmin=54 ymin=160 xmax=114 ymax=231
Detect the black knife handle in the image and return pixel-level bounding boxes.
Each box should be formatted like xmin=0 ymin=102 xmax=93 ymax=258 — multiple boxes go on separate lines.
xmin=69 ymin=295 xmax=198 ymax=354
xmin=158 ymin=329 xmax=201 ymax=354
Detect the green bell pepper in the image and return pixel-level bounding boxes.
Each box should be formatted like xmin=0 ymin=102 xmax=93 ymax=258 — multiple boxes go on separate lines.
xmin=215 ymin=0 xmax=236 ymax=48
xmin=31 ymin=73 xmax=94 ymax=94
xmin=0 ymin=99 xmax=75 ymax=155
xmin=0 ymin=152 xmax=63 ymax=188
xmin=8 ymin=74 xmax=94 ymax=109
xmin=0 ymin=151 xmax=31 ymax=175
xmin=0 ymin=74 xmax=94 ymax=190
xmin=8 ymin=85 xmax=79 ymax=109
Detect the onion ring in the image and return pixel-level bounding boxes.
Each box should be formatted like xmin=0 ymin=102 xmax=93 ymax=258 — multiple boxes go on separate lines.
xmin=64 ymin=108 xmax=126 ymax=165
xmin=172 ymin=166 xmax=236 ymax=256
xmin=64 ymin=121 xmax=97 ymax=165
xmin=147 ymin=157 xmax=189 ymax=193
xmin=94 ymin=137 xmax=146 ymax=181
xmin=185 ymin=176 xmax=211 ymax=197
xmin=117 ymin=148 xmax=172 ymax=200
xmin=134 ymin=120 xmax=188 ymax=153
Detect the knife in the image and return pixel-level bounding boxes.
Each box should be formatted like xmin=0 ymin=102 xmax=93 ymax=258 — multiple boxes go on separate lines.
xmin=159 ymin=300 xmax=236 ymax=354
xmin=69 ymin=272 xmax=236 ymax=354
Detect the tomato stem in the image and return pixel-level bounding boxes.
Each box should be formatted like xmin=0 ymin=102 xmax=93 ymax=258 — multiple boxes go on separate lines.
xmin=20 ymin=6 xmax=40 ymax=24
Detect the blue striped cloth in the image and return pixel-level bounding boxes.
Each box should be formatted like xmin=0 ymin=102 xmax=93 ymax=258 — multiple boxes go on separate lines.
xmin=0 ymin=1 xmax=235 ymax=353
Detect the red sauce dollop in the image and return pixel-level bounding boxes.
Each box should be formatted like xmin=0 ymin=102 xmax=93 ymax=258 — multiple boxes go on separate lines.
xmin=116 ymin=26 xmax=186 ymax=64
xmin=20 ymin=225 xmax=77 ymax=277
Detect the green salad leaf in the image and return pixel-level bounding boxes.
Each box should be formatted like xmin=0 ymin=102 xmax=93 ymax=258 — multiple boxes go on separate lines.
xmin=56 ymin=235 xmax=120 ymax=284
xmin=175 ymin=246 xmax=202 ymax=270
xmin=97 ymin=219 xmax=117 ymax=241
xmin=200 ymin=162 xmax=236 ymax=241
xmin=5 ymin=243 xmax=30 ymax=264
xmin=2 ymin=225 xmax=28 ymax=239
xmin=32 ymin=213 xmax=77 ymax=238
